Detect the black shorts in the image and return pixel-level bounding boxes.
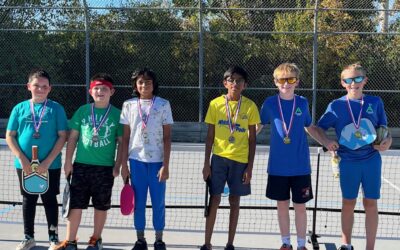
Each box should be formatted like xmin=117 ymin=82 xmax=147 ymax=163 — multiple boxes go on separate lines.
xmin=70 ymin=162 xmax=114 ymax=211
xmin=266 ymin=174 xmax=313 ymax=204
xmin=17 ymin=168 xmax=61 ymax=197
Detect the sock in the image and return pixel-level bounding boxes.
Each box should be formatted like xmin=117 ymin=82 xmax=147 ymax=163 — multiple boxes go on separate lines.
xmin=297 ymin=237 xmax=306 ymax=247
xmin=281 ymin=235 xmax=291 ymax=245
xmin=345 ymin=244 xmax=353 ymax=249
xmin=136 ymin=230 xmax=145 ymax=241
xmin=155 ymin=231 xmax=163 ymax=241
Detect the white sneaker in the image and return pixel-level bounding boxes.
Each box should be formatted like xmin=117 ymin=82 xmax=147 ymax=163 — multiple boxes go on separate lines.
xmin=16 ymin=237 xmax=36 ymax=250
xmin=48 ymin=241 xmax=59 ymax=250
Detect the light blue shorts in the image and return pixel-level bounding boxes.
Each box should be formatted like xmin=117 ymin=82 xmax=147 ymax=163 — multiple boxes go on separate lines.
xmin=339 ymin=153 xmax=381 ymax=200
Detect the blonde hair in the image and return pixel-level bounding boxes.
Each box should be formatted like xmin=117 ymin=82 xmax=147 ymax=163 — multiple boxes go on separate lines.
xmin=273 ymin=63 xmax=300 ymax=79
xmin=341 ymin=63 xmax=367 ymax=79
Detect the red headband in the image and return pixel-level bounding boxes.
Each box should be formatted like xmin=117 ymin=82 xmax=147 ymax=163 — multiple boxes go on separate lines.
xmin=90 ymin=80 xmax=113 ymax=90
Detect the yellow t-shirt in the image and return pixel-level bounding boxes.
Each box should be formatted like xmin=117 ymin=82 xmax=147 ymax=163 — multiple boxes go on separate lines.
xmin=205 ymin=95 xmax=261 ymax=163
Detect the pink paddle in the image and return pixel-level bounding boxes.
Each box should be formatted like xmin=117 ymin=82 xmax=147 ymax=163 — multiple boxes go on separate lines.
xmin=120 ymin=177 xmax=135 ymax=215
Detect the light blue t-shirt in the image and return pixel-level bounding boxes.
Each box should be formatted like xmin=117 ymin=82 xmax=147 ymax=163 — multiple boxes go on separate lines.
xmin=7 ymin=99 xmax=68 ymax=169
xmin=260 ymin=95 xmax=312 ymax=176
xmin=317 ymin=95 xmax=387 ymax=162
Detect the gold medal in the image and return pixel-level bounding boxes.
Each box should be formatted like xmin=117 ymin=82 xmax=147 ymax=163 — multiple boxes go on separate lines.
xmin=228 ymin=135 xmax=235 ymax=143
xmin=354 ymin=130 xmax=362 ymax=139
xmin=283 ymin=136 xmax=291 ymax=144
xmin=92 ymin=134 xmax=99 ymax=142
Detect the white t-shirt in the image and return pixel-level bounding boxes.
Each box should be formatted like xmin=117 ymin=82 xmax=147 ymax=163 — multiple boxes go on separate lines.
xmin=120 ymin=96 xmax=173 ymax=162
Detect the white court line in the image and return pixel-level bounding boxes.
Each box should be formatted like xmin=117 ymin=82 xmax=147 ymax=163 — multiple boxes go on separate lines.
xmin=382 ymin=176 xmax=400 ymax=193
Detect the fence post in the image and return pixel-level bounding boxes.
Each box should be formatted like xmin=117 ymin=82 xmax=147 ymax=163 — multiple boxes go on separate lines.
xmin=83 ymin=0 xmax=91 ymax=104
xmin=309 ymin=147 xmax=322 ymax=249
xmin=198 ymin=0 xmax=205 ymax=122
xmin=311 ymin=0 xmax=319 ymax=124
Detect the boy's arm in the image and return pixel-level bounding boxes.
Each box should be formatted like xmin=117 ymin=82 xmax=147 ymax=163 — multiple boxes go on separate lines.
xmin=305 ymin=125 xmax=338 ymax=151
xmin=64 ymin=129 xmax=79 ymax=177
xmin=203 ymin=124 xmax=215 ymax=181
xmin=120 ymin=125 xmax=131 ymax=181
xmin=373 ymin=132 xmax=392 ymax=151
xmin=113 ymin=136 xmax=123 ymax=177
xmin=5 ymin=130 xmax=31 ymax=174
xmin=158 ymin=124 xmax=172 ymax=182
xmin=255 ymin=124 xmax=263 ymax=135
xmin=243 ymin=124 xmax=256 ymax=184
xmin=37 ymin=130 xmax=67 ymax=174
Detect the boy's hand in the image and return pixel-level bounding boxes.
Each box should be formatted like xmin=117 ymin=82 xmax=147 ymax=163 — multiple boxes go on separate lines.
xmin=373 ymin=137 xmax=392 ymax=151
xmin=157 ymin=166 xmax=169 ymax=182
xmin=324 ymin=140 xmax=339 ymax=151
xmin=202 ymin=162 xmax=211 ymax=181
xmin=36 ymin=161 xmax=49 ymax=175
xmin=242 ymin=167 xmax=252 ymax=184
xmin=64 ymin=162 xmax=73 ymax=177
xmin=121 ymin=163 xmax=130 ymax=182
xmin=20 ymin=158 xmax=32 ymax=175
xmin=113 ymin=165 xmax=120 ymax=178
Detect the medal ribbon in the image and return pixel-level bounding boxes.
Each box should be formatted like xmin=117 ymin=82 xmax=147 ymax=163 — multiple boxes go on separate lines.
xmin=30 ymin=99 xmax=48 ymax=133
xmin=277 ymin=95 xmax=296 ymax=138
xmin=138 ymin=96 xmax=156 ymax=129
xmin=91 ymin=103 xmax=112 ymax=135
xmin=346 ymin=95 xmax=364 ymax=130
xmin=225 ymin=95 xmax=242 ymax=135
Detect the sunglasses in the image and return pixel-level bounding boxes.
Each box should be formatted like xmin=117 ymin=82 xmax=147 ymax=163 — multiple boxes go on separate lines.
xmin=342 ymin=76 xmax=365 ymax=84
xmin=275 ymin=77 xmax=297 ymax=84
xmin=226 ymin=78 xmax=245 ymax=85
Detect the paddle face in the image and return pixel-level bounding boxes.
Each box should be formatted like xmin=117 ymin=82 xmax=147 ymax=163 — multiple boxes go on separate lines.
xmin=62 ymin=176 xmax=71 ymax=218
xmin=120 ymin=180 xmax=135 ymax=216
xmin=22 ymin=146 xmax=49 ymax=195
xmin=204 ymin=179 xmax=210 ymax=217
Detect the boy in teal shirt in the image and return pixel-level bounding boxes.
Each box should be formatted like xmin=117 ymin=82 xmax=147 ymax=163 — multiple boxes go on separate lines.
xmin=6 ymin=68 xmax=68 ymax=250
xmin=56 ymin=73 xmax=123 ymax=250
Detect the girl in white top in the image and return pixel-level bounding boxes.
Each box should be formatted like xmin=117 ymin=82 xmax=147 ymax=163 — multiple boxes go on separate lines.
xmin=120 ymin=68 xmax=173 ymax=250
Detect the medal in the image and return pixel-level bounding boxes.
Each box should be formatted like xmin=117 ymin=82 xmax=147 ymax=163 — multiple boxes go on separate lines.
xmin=91 ymin=103 xmax=112 ymax=143
xmin=138 ymin=96 xmax=156 ymax=137
xmin=346 ymin=95 xmax=364 ymax=140
xmin=277 ymin=95 xmax=296 ymax=145
xmin=225 ymin=95 xmax=242 ymax=144
xmin=283 ymin=136 xmax=291 ymax=144
xmin=33 ymin=132 xmax=40 ymax=139
xmin=30 ymin=99 xmax=47 ymax=139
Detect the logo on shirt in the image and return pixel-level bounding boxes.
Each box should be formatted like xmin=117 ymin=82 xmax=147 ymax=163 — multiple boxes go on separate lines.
xmin=241 ymin=114 xmax=248 ymax=120
xmin=366 ymin=103 xmax=374 ymax=114
xmin=295 ymin=107 xmax=302 ymax=116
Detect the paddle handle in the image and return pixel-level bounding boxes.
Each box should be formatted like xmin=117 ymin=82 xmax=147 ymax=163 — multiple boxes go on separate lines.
xmin=32 ymin=145 xmax=38 ymax=161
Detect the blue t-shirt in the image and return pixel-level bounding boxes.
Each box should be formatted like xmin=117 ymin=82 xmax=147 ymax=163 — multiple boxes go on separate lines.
xmin=260 ymin=94 xmax=312 ymax=176
xmin=7 ymin=99 xmax=68 ymax=169
xmin=317 ymin=95 xmax=387 ymax=162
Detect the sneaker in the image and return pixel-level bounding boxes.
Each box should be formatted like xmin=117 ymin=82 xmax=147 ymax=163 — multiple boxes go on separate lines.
xmin=49 ymin=234 xmax=59 ymax=250
xmin=200 ymin=244 xmax=211 ymax=250
xmin=224 ymin=244 xmax=234 ymax=250
xmin=16 ymin=236 xmax=36 ymax=250
xmin=132 ymin=239 xmax=148 ymax=250
xmin=297 ymin=247 xmax=308 ymax=250
xmin=54 ymin=240 xmax=78 ymax=250
xmin=86 ymin=236 xmax=102 ymax=250
xmin=338 ymin=246 xmax=354 ymax=250
xmin=280 ymin=244 xmax=293 ymax=250
xmin=154 ymin=240 xmax=166 ymax=250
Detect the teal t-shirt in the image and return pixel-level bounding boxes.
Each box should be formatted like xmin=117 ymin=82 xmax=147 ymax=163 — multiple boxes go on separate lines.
xmin=69 ymin=103 xmax=123 ymax=167
xmin=7 ymin=99 xmax=68 ymax=169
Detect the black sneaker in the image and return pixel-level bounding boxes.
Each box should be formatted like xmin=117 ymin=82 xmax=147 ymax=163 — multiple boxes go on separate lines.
xmin=338 ymin=246 xmax=354 ymax=250
xmin=224 ymin=244 xmax=234 ymax=250
xmin=132 ymin=239 xmax=148 ymax=250
xmin=200 ymin=244 xmax=211 ymax=250
xmin=154 ymin=240 xmax=166 ymax=250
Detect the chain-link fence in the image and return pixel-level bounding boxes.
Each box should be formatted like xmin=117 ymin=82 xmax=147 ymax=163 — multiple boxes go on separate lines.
xmin=1 ymin=0 xmax=400 ymax=125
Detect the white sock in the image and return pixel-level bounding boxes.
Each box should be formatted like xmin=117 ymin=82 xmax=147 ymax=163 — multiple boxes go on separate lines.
xmin=281 ymin=235 xmax=291 ymax=245
xmin=297 ymin=237 xmax=306 ymax=247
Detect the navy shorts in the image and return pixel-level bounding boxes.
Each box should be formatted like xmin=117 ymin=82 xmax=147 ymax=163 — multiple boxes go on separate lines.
xmin=266 ymin=174 xmax=313 ymax=204
xmin=69 ymin=162 xmax=114 ymax=211
xmin=209 ymin=154 xmax=251 ymax=196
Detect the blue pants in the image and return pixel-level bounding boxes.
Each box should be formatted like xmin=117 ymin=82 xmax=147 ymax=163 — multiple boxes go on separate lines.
xmin=129 ymin=159 xmax=166 ymax=231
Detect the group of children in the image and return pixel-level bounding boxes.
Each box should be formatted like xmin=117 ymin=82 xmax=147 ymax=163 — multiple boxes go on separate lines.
xmin=6 ymin=63 xmax=392 ymax=250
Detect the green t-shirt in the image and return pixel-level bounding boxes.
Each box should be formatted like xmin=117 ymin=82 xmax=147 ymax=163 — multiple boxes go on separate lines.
xmin=69 ymin=103 xmax=123 ymax=166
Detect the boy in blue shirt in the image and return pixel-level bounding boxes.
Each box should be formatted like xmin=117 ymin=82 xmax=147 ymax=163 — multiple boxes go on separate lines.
xmin=6 ymin=69 xmax=68 ymax=250
xmin=259 ymin=63 xmax=335 ymax=250
xmin=318 ymin=63 xmax=392 ymax=250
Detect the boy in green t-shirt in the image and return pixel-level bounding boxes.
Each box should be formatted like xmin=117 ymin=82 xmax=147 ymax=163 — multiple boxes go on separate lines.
xmin=201 ymin=66 xmax=260 ymax=250
xmin=56 ymin=73 xmax=123 ymax=250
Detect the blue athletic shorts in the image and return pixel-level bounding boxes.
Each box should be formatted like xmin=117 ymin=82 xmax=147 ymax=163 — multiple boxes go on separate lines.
xmin=209 ymin=154 xmax=251 ymax=196
xmin=339 ymin=152 xmax=381 ymax=200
